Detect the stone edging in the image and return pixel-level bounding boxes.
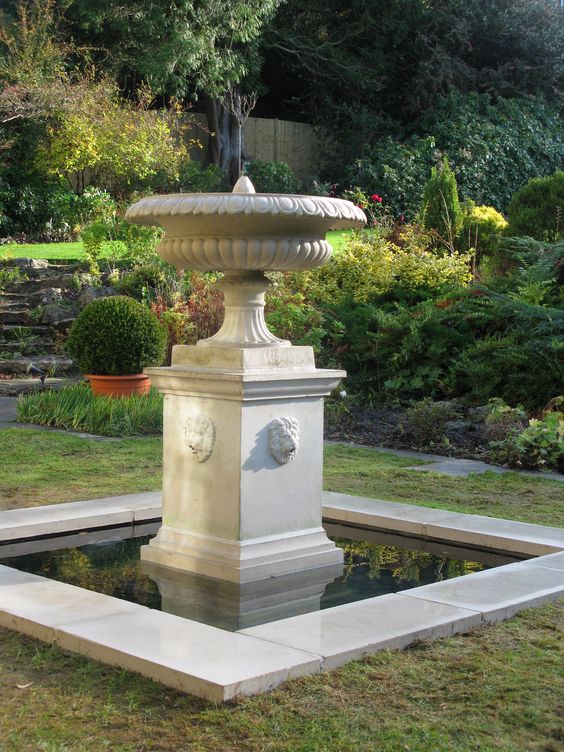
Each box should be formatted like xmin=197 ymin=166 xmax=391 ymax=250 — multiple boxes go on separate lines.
xmin=0 ymin=492 xmax=562 ymax=701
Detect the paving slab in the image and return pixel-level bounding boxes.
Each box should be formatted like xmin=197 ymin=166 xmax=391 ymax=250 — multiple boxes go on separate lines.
xmin=1 ymin=490 xmax=563 ymax=700
xmin=0 ymin=522 xmax=160 ymax=558
xmin=0 ymin=492 xmax=161 ymax=542
xmin=403 ymin=560 xmax=564 ymax=622
xmin=0 ymin=565 xmax=142 ymax=641
xmin=322 ymin=491 xmax=460 ymax=537
xmin=56 ymin=608 xmax=322 ymax=702
xmin=425 ymin=513 xmax=564 ymax=556
xmin=240 ymin=592 xmax=481 ymax=669
xmin=406 ymin=459 xmax=506 ymax=477
xmin=523 ymin=550 xmax=564 ymax=572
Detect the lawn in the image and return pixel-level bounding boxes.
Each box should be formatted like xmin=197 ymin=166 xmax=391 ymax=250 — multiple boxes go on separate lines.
xmin=0 ymin=241 xmax=84 ymax=261
xmin=1 ymin=430 xmax=563 ymax=528
xmin=0 ymin=230 xmax=354 ymax=262
xmin=0 ymin=601 xmax=561 ymax=752
xmin=0 ymin=428 xmax=562 ymax=751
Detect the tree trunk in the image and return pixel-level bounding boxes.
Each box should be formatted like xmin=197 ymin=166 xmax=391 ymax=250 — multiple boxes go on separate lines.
xmin=204 ymin=96 xmax=248 ymax=187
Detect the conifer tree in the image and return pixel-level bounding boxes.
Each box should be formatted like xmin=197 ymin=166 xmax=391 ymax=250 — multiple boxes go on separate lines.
xmin=420 ymin=158 xmax=463 ymax=246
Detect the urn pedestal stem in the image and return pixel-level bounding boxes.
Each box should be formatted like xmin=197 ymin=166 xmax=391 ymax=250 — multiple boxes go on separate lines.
xmin=198 ymin=271 xmax=288 ymax=349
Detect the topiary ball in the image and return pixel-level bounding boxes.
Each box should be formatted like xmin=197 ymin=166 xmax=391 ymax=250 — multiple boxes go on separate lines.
xmin=66 ymin=295 xmax=167 ymax=376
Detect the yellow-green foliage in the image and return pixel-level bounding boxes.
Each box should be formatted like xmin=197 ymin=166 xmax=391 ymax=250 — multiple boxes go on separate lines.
xmin=298 ymin=229 xmax=472 ymax=303
xmin=460 ymin=203 xmax=508 ymax=259
xmin=36 ymin=79 xmax=188 ymax=193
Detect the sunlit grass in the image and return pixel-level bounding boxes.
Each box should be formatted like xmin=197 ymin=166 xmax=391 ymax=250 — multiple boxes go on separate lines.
xmin=0 ymin=428 xmax=162 ymax=510
xmin=0 ymin=241 xmax=84 ymax=260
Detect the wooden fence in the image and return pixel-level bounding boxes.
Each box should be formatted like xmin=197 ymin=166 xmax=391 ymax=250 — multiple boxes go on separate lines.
xmin=187 ymin=115 xmax=318 ymax=178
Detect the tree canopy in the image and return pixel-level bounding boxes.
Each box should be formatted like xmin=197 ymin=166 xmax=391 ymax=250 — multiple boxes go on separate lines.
xmin=59 ymin=0 xmax=281 ymax=99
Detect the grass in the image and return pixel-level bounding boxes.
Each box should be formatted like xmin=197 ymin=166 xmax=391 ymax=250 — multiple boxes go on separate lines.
xmin=16 ymin=384 xmax=163 ymax=437
xmin=0 ymin=231 xmax=355 ymax=263
xmin=0 ymin=429 xmax=562 ymax=749
xmin=324 ymin=444 xmax=564 ymax=528
xmin=0 ymin=241 xmax=84 ymax=261
xmin=0 ymin=602 xmax=561 ymax=751
xmin=0 ymin=429 xmax=162 ymax=510
xmin=1 ymin=430 xmax=562 ymax=527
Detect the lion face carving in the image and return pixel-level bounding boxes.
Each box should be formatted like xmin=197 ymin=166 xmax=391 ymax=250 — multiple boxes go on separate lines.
xmin=269 ymin=417 xmax=300 ymax=465
xmin=185 ymin=415 xmax=215 ymax=462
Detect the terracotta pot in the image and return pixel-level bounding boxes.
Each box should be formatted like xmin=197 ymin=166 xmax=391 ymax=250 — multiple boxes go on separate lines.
xmin=85 ymin=374 xmax=151 ymax=397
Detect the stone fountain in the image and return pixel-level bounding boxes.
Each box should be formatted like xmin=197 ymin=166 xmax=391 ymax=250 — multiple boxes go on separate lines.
xmin=126 ymin=177 xmax=365 ymax=585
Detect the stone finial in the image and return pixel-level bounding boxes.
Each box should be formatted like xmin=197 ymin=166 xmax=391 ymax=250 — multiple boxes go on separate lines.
xmin=232 ymin=176 xmax=256 ymax=194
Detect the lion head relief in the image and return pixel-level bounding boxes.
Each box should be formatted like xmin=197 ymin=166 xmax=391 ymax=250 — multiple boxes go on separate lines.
xmin=269 ymin=417 xmax=300 ymax=465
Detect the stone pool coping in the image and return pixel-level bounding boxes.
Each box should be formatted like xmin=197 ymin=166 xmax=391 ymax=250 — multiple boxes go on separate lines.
xmin=0 ymin=491 xmax=563 ymax=701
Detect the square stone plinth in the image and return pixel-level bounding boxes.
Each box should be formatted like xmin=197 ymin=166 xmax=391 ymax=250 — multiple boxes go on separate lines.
xmin=143 ymin=351 xmax=345 ymax=582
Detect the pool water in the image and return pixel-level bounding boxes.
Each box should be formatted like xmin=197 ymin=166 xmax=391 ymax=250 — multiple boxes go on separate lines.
xmin=0 ymin=523 xmax=520 ymax=631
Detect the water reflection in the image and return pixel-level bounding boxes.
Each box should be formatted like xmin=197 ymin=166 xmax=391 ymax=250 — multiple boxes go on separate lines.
xmin=0 ymin=524 xmax=520 ymax=631
xmin=142 ymin=560 xmax=343 ymax=630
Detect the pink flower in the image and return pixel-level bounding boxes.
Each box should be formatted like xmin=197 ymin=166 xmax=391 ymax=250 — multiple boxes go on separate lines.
xmin=371 ymin=194 xmax=383 ymax=203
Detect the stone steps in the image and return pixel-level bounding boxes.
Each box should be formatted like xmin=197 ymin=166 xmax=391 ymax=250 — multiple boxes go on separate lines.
xmin=3 ymin=277 xmax=78 ymax=293
xmin=0 ymin=258 xmax=105 ymax=376
xmin=0 ymin=291 xmax=34 ymax=303
xmin=0 ymin=355 xmax=76 ymax=376
xmin=2 ymin=323 xmax=53 ymax=337
xmin=0 ymin=309 xmax=30 ymax=325
xmin=0 ymin=340 xmax=55 ymax=354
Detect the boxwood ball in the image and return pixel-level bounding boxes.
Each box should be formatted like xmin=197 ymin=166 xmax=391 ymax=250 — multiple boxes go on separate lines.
xmin=66 ymin=295 xmax=167 ymax=376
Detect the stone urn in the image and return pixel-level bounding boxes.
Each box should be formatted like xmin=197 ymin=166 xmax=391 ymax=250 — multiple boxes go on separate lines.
xmin=126 ymin=178 xmax=365 ymax=583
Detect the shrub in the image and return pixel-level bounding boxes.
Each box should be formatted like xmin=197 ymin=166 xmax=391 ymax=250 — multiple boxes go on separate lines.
xmin=489 ymin=399 xmax=564 ymax=472
xmin=178 ymin=160 xmax=225 ymax=192
xmin=507 ymin=171 xmax=564 ymax=241
xmin=343 ymin=136 xmax=437 ymax=219
xmin=492 ymin=237 xmax=564 ymax=307
xmin=36 ymin=78 xmax=190 ymax=195
xmin=324 ymin=289 xmax=563 ymax=409
xmin=265 ymin=284 xmax=329 ymax=354
xmin=80 ymin=216 xmax=161 ymax=267
xmin=245 ymin=160 xmax=300 ymax=193
xmin=484 ymin=398 xmax=527 ymax=444
xmin=417 ymin=92 xmax=564 ymax=212
xmin=16 ymin=383 xmax=163 ymax=436
xmin=459 ymin=203 xmax=508 ymax=262
xmin=419 ymin=158 xmax=463 ymax=245
xmin=150 ymin=273 xmax=224 ymax=359
xmin=342 ymin=94 xmax=564 ymax=220
xmin=74 ymin=187 xmax=117 ymax=229
xmin=299 ymin=229 xmax=471 ymax=304
xmin=0 ymin=266 xmax=26 ymax=293
xmin=116 ymin=263 xmax=171 ymax=302
xmin=447 ymin=334 xmax=561 ymax=411
xmin=340 ymin=187 xmax=389 ymax=229
xmin=66 ymin=295 xmax=166 ymax=375
xmin=396 ymin=399 xmax=461 ymax=452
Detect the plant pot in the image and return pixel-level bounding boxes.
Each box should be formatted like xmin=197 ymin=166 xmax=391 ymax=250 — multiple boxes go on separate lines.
xmin=85 ymin=374 xmax=151 ymax=397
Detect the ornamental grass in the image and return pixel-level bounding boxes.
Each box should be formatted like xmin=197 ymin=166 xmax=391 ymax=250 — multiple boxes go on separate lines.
xmin=16 ymin=383 xmax=163 ymax=436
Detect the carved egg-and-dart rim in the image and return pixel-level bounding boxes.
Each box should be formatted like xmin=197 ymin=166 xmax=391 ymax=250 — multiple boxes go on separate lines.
xmin=125 ymin=192 xmax=366 ymax=229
